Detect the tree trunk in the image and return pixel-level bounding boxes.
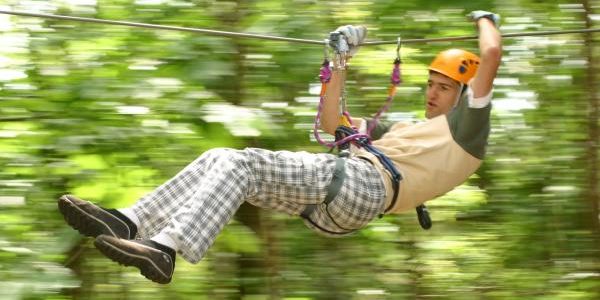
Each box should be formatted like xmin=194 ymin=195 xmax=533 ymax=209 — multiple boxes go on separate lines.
xmin=217 ymin=1 xmax=281 ymax=297
xmin=583 ymin=0 xmax=600 ymax=232
xmin=583 ymin=1 xmax=600 ymax=298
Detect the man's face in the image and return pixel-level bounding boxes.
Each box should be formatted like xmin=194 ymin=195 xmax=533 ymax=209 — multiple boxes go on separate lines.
xmin=425 ymin=72 xmax=461 ymax=119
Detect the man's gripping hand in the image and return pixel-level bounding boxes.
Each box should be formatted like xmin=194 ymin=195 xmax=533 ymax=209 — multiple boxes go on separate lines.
xmin=334 ymin=25 xmax=367 ymax=57
xmin=468 ymin=10 xmax=500 ymax=28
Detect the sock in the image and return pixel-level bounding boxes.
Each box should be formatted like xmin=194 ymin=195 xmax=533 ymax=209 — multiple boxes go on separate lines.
xmin=151 ymin=231 xmax=179 ymax=252
xmin=103 ymin=208 xmax=138 ymax=239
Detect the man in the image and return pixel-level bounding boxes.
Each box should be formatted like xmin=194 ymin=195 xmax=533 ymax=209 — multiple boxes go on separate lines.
xmin=323 ymin=11 xmax=501 ymax=213
xmin=58 ymin=11 xmax=501 ymax=284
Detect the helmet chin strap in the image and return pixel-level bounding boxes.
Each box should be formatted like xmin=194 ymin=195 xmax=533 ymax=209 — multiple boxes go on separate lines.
xmin=452 ymin=82 xmax=464 ymax=108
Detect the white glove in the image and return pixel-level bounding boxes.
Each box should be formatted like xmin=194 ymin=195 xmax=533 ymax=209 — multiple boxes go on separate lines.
xmin=468 ymin=10 xmax=500 ymax=28
xmin=334 ymin=25 xmax=367 ymax=57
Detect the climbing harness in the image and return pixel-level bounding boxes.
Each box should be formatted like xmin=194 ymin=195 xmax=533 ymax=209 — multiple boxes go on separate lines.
xmin=308 ymin=33 xmax=432 ymax=232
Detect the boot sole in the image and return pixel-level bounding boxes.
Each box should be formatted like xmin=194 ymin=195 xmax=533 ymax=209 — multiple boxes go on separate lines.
xmin=58 ymin=195 xmax=121 ymax=238
xmin=94 ymin=236 xmax=172 ymax=284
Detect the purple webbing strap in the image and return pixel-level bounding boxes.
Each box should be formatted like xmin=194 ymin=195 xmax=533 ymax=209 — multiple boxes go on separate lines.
xmin=391 ymin=58 xmax=402 ymax=85
xmin=313 ymin=59 xmax=369 ymax=148
xmin=366 ymin=59 xmax=401 ymax=137
xmin=319 ymin=59 xmax=331 ymax=83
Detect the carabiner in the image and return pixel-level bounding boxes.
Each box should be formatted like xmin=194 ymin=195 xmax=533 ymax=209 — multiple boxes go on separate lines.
xmin=329 ymin=31 xmax=349 ymax=70
xmin=395 ymin=36 xmax=402 ymax=63
xmin=323 ymin=38 xmax=330 ymax=62
xmin=329 ymin=31 xmax=349 ymax=54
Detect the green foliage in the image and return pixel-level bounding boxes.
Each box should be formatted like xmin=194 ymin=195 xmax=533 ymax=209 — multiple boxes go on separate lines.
xmin=0 ymin=0 xmax=599 ymax=299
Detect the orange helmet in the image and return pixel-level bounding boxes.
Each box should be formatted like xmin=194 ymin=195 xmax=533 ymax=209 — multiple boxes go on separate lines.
xmin=428 ymin=49 xmax=480 ymax=85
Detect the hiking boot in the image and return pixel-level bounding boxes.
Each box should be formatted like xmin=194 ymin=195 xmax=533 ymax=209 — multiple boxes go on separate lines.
xmin=58 ymin=194 xmax=137 ymax=239
xmin=94 ymin=234 xmax=175 ymax=284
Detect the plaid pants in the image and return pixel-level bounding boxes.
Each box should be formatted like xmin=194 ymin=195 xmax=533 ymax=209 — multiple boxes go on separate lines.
xmin=130 ymin=148 xmax=386 ymax=263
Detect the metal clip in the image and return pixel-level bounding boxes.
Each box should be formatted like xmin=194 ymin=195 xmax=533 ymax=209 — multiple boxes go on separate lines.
xmin=396 ymin=36 xmax=402 ymax=62
xmin=323 ymin=38 xmax=330 ymax=61
xmin=329 ymin=31 xmax=349 ymax=70
xmin=329 ymin=31 xmax=349 ymax=54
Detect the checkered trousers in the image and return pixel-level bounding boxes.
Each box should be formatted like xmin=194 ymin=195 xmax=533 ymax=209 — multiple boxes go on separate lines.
xmin=130 ymin=147 xmax=387 ymax=263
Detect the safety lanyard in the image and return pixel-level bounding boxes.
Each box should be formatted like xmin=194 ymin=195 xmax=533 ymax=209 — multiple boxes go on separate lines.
xmin=313 ymin=36 xmax=401 ymax=149
xmin=313 ymin=35 xmax=432 ymax=229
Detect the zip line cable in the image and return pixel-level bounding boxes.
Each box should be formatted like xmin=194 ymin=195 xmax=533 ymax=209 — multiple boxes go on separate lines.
xmin=0 ymin=9 xmax=323 ymax=45
xmin=1 ymin=9 xmax=599 ymax=46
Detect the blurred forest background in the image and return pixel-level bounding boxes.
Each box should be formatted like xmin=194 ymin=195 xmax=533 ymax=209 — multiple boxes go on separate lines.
xmin=0 ymin=0 xmax=599 ymax=299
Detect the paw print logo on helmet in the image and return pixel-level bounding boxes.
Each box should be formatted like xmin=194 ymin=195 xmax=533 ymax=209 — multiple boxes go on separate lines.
xmin=429 ymin=49 xmax=480 ymax=84
xmin=459 ymin=59 xmax=479 ymax=74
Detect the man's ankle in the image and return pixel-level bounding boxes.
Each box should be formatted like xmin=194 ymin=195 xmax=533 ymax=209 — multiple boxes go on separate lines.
xmin=104 ymin=208 xmax=138 ymax=239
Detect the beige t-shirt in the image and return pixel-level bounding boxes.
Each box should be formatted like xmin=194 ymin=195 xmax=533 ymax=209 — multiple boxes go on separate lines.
xmin=354 ymin=86 xmax=492 ymax=213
